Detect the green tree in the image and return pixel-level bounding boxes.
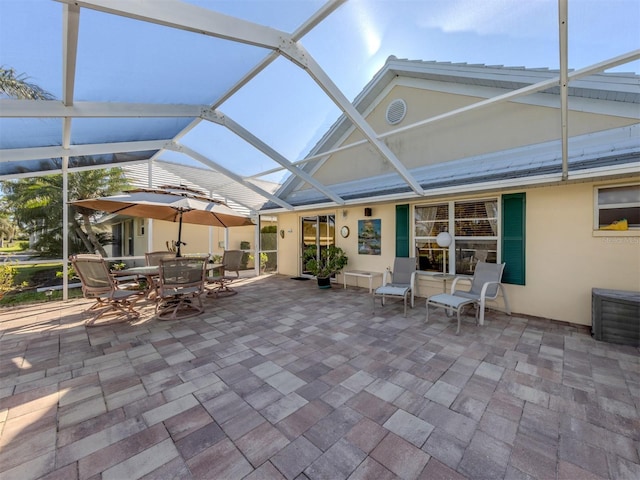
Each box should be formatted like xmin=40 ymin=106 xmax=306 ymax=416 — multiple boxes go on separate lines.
xmin=0 ymin=214 xmax=17 ymax=248
xmin=1 ymin=66 xmax=130 ymax=257
xmin=0 ymin=66 xmax=54 ymax=100
xmin=2 ymin=169 xmax=130 ymax=257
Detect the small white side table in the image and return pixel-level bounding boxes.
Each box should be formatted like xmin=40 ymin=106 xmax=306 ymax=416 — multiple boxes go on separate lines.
xmin=343 ymin=270 xmax=383 ymax=293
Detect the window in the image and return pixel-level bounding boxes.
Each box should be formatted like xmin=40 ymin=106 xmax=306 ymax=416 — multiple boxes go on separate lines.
xmin=414 ymin=199 xmax=498 ymax=275
xmin=136 ymin=218 xmax=145 ymax=236
xmin=595 ymin=184 xmax=639 ymax=230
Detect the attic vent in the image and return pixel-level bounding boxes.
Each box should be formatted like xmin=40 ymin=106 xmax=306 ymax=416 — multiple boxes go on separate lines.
xmin=386 ymin=99 xmax=406 ymax=125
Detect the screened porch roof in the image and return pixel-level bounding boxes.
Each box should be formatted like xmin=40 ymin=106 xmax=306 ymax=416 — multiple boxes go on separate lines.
xmin=0 ymin=0 xmax=638 ymax=215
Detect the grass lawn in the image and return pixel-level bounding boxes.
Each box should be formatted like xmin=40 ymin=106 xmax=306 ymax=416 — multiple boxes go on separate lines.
xmin=0 ymin=261 xmax=83 ymax=307
xmin=0 ymin=240 xmax=29 ymax=253
xmin=0 ymin=288 xmax=84 ymax=307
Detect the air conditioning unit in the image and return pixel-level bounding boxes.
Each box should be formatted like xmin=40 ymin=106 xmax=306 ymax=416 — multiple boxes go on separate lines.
xmin=592 ymin=288 xmax=640 ymax=347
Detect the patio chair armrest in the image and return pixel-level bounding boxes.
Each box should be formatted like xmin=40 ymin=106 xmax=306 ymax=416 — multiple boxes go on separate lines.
xmin=382 ymin=269 xmax=391 ymax=286
xmin=451 ymin=275 xmax=472 ymax=294
xmin=479 ymin=281 xmax=504 ymax=300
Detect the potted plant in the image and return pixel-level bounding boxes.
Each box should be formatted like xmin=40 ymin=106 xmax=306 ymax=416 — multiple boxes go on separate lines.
xmin=303 ymin=245 xmax=348 ymax=288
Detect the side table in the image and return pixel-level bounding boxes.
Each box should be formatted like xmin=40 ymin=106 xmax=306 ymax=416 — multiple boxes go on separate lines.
xmin=343 ymin=270 xmax=383 ymax=293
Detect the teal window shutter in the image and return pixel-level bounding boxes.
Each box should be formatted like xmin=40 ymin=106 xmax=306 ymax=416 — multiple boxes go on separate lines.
xmin=396 ymin=204 xmax=410 ymax=257
xmin=501 ymin=193 xmax=526 ymax=285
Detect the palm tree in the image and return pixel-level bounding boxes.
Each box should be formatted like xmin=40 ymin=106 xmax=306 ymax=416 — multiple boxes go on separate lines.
xmin=0 ymin=66 xmax=54 ymax=99
xmin=0 ymin=66 xmax=130 ymax=256
xmin=2 ymin=169 xmax=130 ymax=257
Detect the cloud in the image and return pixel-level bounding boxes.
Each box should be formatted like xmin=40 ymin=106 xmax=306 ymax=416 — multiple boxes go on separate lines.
xmin=416 ymin=0 xmax=555 ymax=38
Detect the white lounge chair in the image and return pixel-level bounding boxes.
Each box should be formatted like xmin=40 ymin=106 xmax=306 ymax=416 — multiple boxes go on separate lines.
xmin=373 ymin=257 xmax=417 ymax=317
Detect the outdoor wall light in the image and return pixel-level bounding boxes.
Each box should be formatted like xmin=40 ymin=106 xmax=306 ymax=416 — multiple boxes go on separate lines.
xmin=279 ymin=229 xmax=285 ymax=239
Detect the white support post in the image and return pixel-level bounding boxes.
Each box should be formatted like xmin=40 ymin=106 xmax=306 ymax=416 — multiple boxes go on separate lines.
xmin=62 ymin=156 xmax=69 ymax=301
xmin=558 ymin=0 xmax=569 ymax=181
xmin=147 ymin=159 xmax=154 ymax=252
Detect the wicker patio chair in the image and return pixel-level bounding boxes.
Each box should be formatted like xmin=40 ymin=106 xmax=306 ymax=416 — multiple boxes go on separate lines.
xmin=156 ymin=255 xmax=208 ymax=320
xmin=70 ymin=254 xmax=144 ymax=326
xmin=206 ymin=249 xmax=244 ymax=297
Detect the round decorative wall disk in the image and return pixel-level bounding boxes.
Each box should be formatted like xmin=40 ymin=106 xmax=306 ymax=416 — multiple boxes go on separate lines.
xmin=340 ymin=226 xmax=350 ymax=238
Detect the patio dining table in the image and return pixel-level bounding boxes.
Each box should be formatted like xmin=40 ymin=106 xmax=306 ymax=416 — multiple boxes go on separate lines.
xmin=116 ymin=263 xmax=224 ymax=299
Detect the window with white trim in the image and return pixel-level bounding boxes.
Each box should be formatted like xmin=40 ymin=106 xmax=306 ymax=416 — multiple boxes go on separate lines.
xmin=415 ymin=199 xmax=498 ymax=275
xmin=595 ymin=184 xmax=639 ymax=230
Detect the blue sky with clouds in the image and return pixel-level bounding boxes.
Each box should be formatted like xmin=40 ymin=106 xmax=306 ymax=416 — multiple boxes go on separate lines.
xmin=1 ymin=0 xmax=638 ymax=183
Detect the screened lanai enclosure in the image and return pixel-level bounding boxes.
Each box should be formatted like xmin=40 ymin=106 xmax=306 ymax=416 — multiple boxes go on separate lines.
xmin=0 ymin=0 xmax=638 ymax=298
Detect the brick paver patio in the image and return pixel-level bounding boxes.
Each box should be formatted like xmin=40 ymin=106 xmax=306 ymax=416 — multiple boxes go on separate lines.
xmin=1 ymin=274 xmax=638 ymax=479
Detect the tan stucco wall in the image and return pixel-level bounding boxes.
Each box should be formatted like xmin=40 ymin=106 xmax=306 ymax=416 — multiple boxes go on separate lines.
xmin=275 ymin=178 xmax=640 ymax=327
xmin=307 ymin=84 xmax=637 ymax=187
xmin=522 ymin=181 xmax=639 ymax=325
xmin=132 ymin=220 xmax=256 ymax=260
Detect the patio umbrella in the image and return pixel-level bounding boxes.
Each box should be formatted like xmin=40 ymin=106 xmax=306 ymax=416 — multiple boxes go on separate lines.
xmin=71 ymin=186 xmax=254 ymax=257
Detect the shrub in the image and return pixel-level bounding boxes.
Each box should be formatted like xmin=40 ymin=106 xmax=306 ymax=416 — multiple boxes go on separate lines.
xmin=0 ymin=263 xmax=17 ymax=298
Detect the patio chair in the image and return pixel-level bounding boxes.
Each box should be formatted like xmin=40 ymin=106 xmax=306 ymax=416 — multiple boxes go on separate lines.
xmin=427 ymin=261 xmax=511 ymax=333
xmin=450 ymin=261 xmax=511 ymax=326
xmin=206 ymin=249 xmax=244 ymax=297
xmin=144 ymin=251 xmax=176 ymax=298
xmin=145 ymin=251 xmax=176 ymax=266
xmin=156 ymin=255 xmax=208 ymax=320
xmin=70 ymin=254 xmax=144 ymax=327
xmin=373 ymin=257 xmax=417 ymax=316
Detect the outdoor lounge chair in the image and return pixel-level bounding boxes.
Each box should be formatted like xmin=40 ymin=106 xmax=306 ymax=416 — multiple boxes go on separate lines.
xmin=70 ymin=254 xmax=144 ymax=327
xmin=373 ymin=257 xmax=417 ymax=317
xmin=206 ymin=249 xmax=244 ymax=297
xmin=426 ymin=261 xmax=511 ymax=334
xmin=156 ymin=255 xmax=208 ymax=320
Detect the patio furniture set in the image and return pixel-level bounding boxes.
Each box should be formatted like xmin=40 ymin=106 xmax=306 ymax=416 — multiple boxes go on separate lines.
xmin=373 ymin=257 xmax=511 ymax=334
xmin=72 ymin=248 xmax=509 ymax=333
xmin=70 ymin=249 xmax=244 ymax=326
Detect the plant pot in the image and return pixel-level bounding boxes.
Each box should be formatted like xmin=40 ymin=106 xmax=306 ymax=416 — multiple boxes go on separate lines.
xmin=316 ymin=277 xmax=331 ymax=289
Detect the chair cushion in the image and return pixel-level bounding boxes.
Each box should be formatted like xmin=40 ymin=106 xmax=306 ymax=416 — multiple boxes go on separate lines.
xmin=376 ymin=286 xmax=409 ymax=296
xmin=453 ymin=290 xmax=480 ymax=301
xmin=428 ymin=293 xmax=476 ymax=309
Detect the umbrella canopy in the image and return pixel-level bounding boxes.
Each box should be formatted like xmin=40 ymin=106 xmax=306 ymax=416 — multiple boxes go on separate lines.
xmin=72 ymin=186 xmax=254 ymax=256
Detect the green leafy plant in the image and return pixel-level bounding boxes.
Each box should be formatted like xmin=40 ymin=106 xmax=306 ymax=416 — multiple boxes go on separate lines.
xmin=0 ymin=263 xmax=17 ymax=298
xmin=303 ymin=245 xmax=348 ymax=279
xmin=110 ymin=262 xmax=126 ymax=271
xmin=249 ymin=252 xmax=268 ymax=271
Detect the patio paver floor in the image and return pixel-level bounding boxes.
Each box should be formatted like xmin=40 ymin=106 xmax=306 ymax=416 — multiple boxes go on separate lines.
xmin=1 ymin=274 xmax=638 ymax=479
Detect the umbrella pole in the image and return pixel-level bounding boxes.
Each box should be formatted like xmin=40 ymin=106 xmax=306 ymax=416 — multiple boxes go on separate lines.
xmin=176 ymin=212 xmax=184 ymax=257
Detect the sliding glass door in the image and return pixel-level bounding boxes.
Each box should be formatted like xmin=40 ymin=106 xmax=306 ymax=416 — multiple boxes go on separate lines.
xmin=301 ymin=215 xmax=336 ymax=277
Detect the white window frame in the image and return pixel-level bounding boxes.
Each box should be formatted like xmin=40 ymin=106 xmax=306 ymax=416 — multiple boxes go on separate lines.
xmin=414 ymin=197 xmax=500 ymax=275
xmin=594 ymin=183 xmax=640 ymax=232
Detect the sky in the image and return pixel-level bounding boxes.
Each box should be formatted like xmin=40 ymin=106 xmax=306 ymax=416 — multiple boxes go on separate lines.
xmin=1 ymin=0 xmax=638 ymax=184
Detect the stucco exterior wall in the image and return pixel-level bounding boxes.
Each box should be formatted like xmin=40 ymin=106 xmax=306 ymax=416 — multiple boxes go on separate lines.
xmin=274 ymin=178 xmax=639 ymax=327
xmin=131 ymin=220 xmax=256 ymax=260
xmin=307 ymin=83 xmax=637 ymax=187
xmin=521 ymin=180 xmax=639 ymax=325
